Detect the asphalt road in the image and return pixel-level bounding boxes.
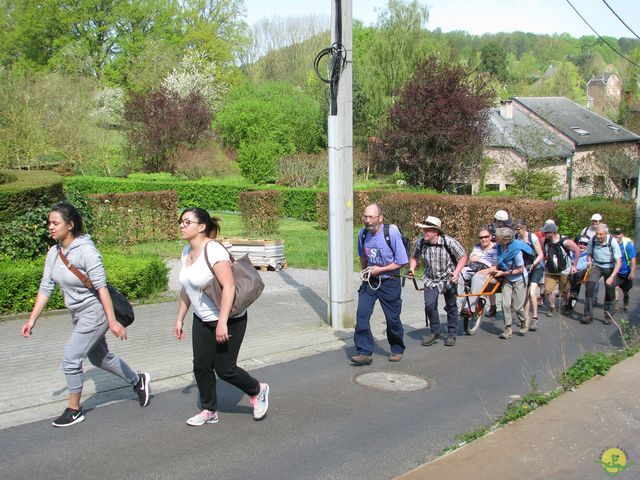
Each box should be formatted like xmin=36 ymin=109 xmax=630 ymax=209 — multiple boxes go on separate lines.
xmin=1 ymin=303 xmax=627 ymax=480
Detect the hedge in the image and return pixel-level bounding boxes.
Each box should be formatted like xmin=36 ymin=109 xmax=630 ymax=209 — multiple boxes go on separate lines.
xmin=0 ymin=253 xmax=168 ymax=315
xmin=555 ymin=197 xmax=635 ymax=238
xmin=0 ymin=169 xmax=64 ymax=222
xmin=239 ymin=190 xmax=283 ymax=236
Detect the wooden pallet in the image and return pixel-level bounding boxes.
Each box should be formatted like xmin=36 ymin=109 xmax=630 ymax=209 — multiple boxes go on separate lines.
xmin=254 ymin=261 xmax=288 ymax=272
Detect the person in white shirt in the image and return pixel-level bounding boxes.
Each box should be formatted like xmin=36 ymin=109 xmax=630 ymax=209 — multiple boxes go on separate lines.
xmin=175 ymin=208 xmax=269 ymax=426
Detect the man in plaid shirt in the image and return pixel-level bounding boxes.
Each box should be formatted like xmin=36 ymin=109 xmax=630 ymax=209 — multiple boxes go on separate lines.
xmin=409 ymin=216 xmax=467 ymax=347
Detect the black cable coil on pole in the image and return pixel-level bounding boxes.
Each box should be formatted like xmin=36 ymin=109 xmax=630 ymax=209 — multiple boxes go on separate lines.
xmin=314 ymin=42 xmax=346 ymax=116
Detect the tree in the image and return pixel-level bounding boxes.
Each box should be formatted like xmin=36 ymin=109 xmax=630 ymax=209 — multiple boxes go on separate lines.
xmin=124 ymin=88 xmax=212 ymax=172
xmin=379 ymin=56 xmax=495 ymax=190
xmin=480 ymin=42 xmax=508 ymax=82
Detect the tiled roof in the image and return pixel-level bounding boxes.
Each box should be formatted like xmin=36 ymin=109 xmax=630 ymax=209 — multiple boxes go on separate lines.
xmin=487 ymin=107 xmax=573 ymax=160
xmin=513 ymin=97 xmax=640 ymax=146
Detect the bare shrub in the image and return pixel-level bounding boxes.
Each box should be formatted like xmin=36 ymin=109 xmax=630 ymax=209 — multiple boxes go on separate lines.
xmin=173 ymin=144 xmax=238 ymax=179
xmin=277 ymin=152 xmax=328 ymax=188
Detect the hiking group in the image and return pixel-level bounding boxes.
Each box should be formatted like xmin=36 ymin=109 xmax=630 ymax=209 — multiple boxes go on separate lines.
xmin=352 ymin=204 xmax=635 ymax=365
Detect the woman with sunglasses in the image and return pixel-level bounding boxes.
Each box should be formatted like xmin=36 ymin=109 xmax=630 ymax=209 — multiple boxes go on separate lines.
xmin=174 ymin=208 xmax=269 ymax=426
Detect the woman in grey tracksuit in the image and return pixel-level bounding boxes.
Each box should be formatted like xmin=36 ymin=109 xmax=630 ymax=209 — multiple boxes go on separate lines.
xmin=21 ymin=203 xmax=150 ymax=428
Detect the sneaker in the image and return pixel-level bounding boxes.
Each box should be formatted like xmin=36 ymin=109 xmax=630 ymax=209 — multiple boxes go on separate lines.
xmin=485 ymin=305 xmax=497 ymax=318
xmin=133 ymin=372 xmax=151 ymax=407
xmin=52 ymin=407 xmax=85 ymax=428
xmin=186 ymin=409 xmax=219 ymax=426
xmin=350 ymin=354 xmax=373 ymax=365
xmin=388 ymin=353 xmax=403 ymax=362
xmin=421 ymin=331 xmax=441 ymax=346
xmin=580 ymin=315 xmax=593 ymax=324
xmin=561 ymin=304 xmax=572 ymax=314
xmin=250 ymin=383 xmax=269 ymax=421
xmin=499 ymin=326 xmax=512 ymax=339
xmin=444 ymin=336 xmax=456 ymax=347
xmin=529 ymin=317 xmax=538 ymax=331
xmin=545 ymin=307 xmax=556 ymax=317
xmin=603 ymin=312 xmax=613 ymax=325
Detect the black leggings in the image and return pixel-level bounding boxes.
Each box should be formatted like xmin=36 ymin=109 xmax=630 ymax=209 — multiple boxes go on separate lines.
xmin=192 ymin=313 xmax=260 ymax=411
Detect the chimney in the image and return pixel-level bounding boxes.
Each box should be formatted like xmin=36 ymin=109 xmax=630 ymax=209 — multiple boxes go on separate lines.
xmin=500 ymin=100 xmax=513 ymax=119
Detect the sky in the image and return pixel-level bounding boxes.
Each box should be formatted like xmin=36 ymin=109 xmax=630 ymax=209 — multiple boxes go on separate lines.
xmin=242 ymin=0 xmax=639 ymax=39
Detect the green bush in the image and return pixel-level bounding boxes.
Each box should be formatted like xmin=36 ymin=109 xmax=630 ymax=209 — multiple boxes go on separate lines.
xmin=0 ymin=253 xmax=168 ymax=315
xmin=560 ymin=351 xmax=613 ymax=389
xmin=277 ymin=187 xmax=319 ymax=221
xmin=0 ymin=169 xmax=64 ymax=222
xmin=0 ymin=206 xmax=52 ymax=259
xmin=0 ymin=172 xmax=17 ymax=185
xmin=555 ymin=197 xmax=635 ymax=237
xmin=237 ymin=140 xmax=286 ymax=184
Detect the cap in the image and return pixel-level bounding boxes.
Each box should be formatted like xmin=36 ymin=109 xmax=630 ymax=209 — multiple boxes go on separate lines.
xmin=494 ymin=210 xmax=509 ymax=222
xmin=540 ymin=223 xmax=558 ymax=233
xmin=612 ymin=227 xmax=623 ymax=235
xmin=578 ymin=236 xmax=590 ymax=244
xmin=591 ymin=213 xmax=602 ymax=221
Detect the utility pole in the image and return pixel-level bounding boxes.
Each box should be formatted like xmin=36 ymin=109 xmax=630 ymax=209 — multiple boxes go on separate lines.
xmin=327 ymin=0 xmax=354 ymax=329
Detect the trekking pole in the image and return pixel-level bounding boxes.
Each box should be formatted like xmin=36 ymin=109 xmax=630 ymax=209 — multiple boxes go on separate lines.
xmin=392 ymin=274 xmax=424 ymax=291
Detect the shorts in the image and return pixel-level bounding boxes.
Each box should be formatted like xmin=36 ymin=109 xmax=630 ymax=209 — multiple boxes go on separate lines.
xmin=615 ymin=274 xmax=633 ymax=292
xmin=528 ymin=265 xmax=544 ymax=285
xmin=544 ymin=273 xmax=569 ymax=296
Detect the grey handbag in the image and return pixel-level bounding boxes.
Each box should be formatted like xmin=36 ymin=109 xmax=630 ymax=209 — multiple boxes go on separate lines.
xmin=202 ymin=241 xmax=265 ymax=317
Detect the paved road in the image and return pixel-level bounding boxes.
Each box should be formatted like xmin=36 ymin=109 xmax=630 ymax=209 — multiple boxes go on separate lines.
xmin=0 ymin=267 xmax=636 ymax=479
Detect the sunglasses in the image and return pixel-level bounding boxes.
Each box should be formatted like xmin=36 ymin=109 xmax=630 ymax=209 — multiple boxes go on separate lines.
xmin=478 ymin=235 xmax=491 ymax=239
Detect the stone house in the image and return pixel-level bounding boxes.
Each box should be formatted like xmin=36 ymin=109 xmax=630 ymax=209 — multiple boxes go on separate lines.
xmin=477 ymin=96 xmax=640 ymax=199
xmin=587 ymin=73 xmax=622 ymax=116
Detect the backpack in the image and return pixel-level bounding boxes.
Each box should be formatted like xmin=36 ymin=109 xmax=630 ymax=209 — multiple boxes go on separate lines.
xmin=590 ymin=235 xmax=616 ymax=265
xmin=361 ymin=224 xmax=410 ymax=260
xmin=416 ymin=235 xmax=459 ymax=266
xmin=545 ymin=236 xmax=570 ymax=273
xmin=520 ymin=232 xmax=537 ymax=266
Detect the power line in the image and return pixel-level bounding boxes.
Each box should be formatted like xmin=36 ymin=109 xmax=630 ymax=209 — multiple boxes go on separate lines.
xmin=565 ymin=0 xmax=640 ymax=68
xmin=601 ymin=0 xmax=640 ymax=41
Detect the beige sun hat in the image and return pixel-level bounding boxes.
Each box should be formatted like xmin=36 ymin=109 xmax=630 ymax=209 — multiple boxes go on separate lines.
xmin=415 ymin=216 xmax=444 ymax=233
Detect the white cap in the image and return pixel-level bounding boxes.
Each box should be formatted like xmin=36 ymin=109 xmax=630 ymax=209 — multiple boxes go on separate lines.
xmin=591 ymin=213 xmax=602 ymax=221
xmin=494 ymin=210 xmax=509 ymax=221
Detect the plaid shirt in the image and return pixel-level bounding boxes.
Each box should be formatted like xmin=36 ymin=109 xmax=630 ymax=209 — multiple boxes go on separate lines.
xmin=413 ymin=235 xmax=466 ymax=292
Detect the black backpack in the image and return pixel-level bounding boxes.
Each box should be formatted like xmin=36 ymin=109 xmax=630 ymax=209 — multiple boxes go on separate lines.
xmin=545 ymin=236 xmax=570 ymax=273
xmin=521 ymin=232 xmax=537 ymax=266
xmin=361 ymin=224 xmax=410 ymax=259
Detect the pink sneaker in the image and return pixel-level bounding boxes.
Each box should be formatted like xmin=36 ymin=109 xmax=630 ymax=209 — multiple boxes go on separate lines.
xmin=250 ymin=383 xmax=269 ymax=421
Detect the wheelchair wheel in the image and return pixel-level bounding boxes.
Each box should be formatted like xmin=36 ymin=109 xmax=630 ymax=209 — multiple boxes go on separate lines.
xmin=464 ymin=298 xmax=485 ymax=335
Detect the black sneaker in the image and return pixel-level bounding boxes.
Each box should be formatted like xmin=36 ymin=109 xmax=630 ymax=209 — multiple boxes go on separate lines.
xmin=134 ymin=372 xmax=151 ymax=407
xmin=52 ymin=407 xmax=85 ymax=428
xmin=421 ymin=331 xmax=441 ymax=346
xmin=444 ymin=336 xmax=456 ymax=347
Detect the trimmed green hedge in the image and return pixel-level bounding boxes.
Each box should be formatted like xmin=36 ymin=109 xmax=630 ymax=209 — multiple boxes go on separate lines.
xmin=555 ymin=197 xmax=635 ymax=238
xmin=0 ymin=253 xmax=168 ymax=315
xmin=0 ymin=169 xmax=64 ymax=222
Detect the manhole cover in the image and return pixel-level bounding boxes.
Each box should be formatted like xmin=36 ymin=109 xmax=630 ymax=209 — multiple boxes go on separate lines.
xmin=353 ymin=371 xmax=431 ymax=392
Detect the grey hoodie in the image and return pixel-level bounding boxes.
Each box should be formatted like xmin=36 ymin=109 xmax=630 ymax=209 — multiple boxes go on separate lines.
xmin=39 ymin=235 xmax=108 ymax=313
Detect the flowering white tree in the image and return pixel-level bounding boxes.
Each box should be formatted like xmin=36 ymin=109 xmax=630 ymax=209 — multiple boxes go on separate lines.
xmin=162 ymin=52 xmax=229 ymax=113
xmin=92 ymin=87 xmax=125 ymax=128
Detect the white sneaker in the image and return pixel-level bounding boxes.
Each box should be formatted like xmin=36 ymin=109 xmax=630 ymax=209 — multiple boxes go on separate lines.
xmin=250 ymin=383 xmax=269 ymax=421
xmin=186 ymin=410 xmax=219 ymax=426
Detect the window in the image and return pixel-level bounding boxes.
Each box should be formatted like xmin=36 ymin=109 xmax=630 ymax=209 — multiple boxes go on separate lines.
xmin=593 ymin=176 xmax=605 ymax=196
xmin=571 ymin=127 xmax=589 ymax=136
xmin=577 ymin=176 xmax=591 ymax=187
xmin=446 ymin=183 xmax=472 ymax=195
xmin=606 ymin=124 xmax=620 ymax=132
xmin=485 ymin=184 xmax=500 ymax=192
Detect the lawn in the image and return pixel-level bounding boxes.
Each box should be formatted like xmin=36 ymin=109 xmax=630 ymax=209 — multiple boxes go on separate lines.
xmin=101 ymin=212 xmax=363 ymax=271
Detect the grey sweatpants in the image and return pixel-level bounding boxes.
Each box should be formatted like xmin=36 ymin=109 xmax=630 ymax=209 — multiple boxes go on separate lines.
xmin=501 ymin=279 xmax=526 ymax=327
xmin=62 ymin=302 xmax=138 ymax=393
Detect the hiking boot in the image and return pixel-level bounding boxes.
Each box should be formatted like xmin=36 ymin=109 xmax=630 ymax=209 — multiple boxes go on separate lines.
xmin=133 ymin=372 xmax=151 ymax=407
xmin=52 ymin=407 xmax=85 ymax=428
xmin=602 ymin=312 xmax=613 ymax=325
xmin=444 ymin=336 xmax=456 ymax=347
xmin=529 ymin=317 xmax=538 ymax=331
xmin=388 ymin=353 xmax=403 ymax=362
xmin=580 ymin=315 xmax=593 ymax=324
xmin=350 ymin=354 xmax=373 ymax=365
xmin=485 ymin=305 xmax=497 ymax=318
xmin=499 ymin=326 xmax=512 ymax=339
xmin=561 ymin=303 xmax=573 ymax=314
xmin=545 ymin=307 xmax=556 ymax=317
xmin=623 ymin=296 xmax=629 ymax=311
xmin=519 ymin=318 xmax=530 ymax=334
xmin=186 ymin=410 xmax=219 ymax=426
xmin=250 ymin=383 xmax=269 ymax=421
xmin=421 ymin=331 xmax=441 ymax=346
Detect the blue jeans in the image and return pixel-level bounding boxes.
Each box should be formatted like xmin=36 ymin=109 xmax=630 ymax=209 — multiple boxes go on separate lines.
xmin=424 ymin=282 xmax=459 ymax=337
xmin=354 ymin=278 xmax=405 ymax=356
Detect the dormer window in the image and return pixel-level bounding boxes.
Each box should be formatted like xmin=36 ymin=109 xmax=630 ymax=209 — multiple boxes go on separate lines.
xmin=542 ymin=138 xmax=554 ymax=145
xmin=571 ymin=127 xmax=589 ymax=136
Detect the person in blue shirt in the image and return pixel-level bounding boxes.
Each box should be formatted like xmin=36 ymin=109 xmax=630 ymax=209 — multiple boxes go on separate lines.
xmin=582 ymin=224 xmax=621 ymax=325
xmin=352 ymin=204 xmax=408 ymax=365
xmin=612 ymin=227 xmax=636 ymax=312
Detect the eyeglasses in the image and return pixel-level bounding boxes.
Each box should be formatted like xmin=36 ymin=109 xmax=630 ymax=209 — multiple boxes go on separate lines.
xmin=178 ymin=218 xmax=199 ymax=227
xmin=362 ymin=215 xmax=380 ymax=220
xmin=478 ymin=235 xmax=491 ymax=239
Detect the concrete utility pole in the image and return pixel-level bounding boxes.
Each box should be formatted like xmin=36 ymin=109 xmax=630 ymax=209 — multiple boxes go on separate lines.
xmin=635 ymin=163 xmax=640 ymax=252
xmin=327 ymin=0 xmax=354 ymax=329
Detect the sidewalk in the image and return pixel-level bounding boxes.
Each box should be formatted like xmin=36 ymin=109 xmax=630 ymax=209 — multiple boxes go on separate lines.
xmin=1 ymin=266 xmax=638 ymax=479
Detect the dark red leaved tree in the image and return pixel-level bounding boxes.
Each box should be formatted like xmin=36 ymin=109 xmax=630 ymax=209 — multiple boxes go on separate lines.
xmin=380 ymin=56 xmax=495 ymax=190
